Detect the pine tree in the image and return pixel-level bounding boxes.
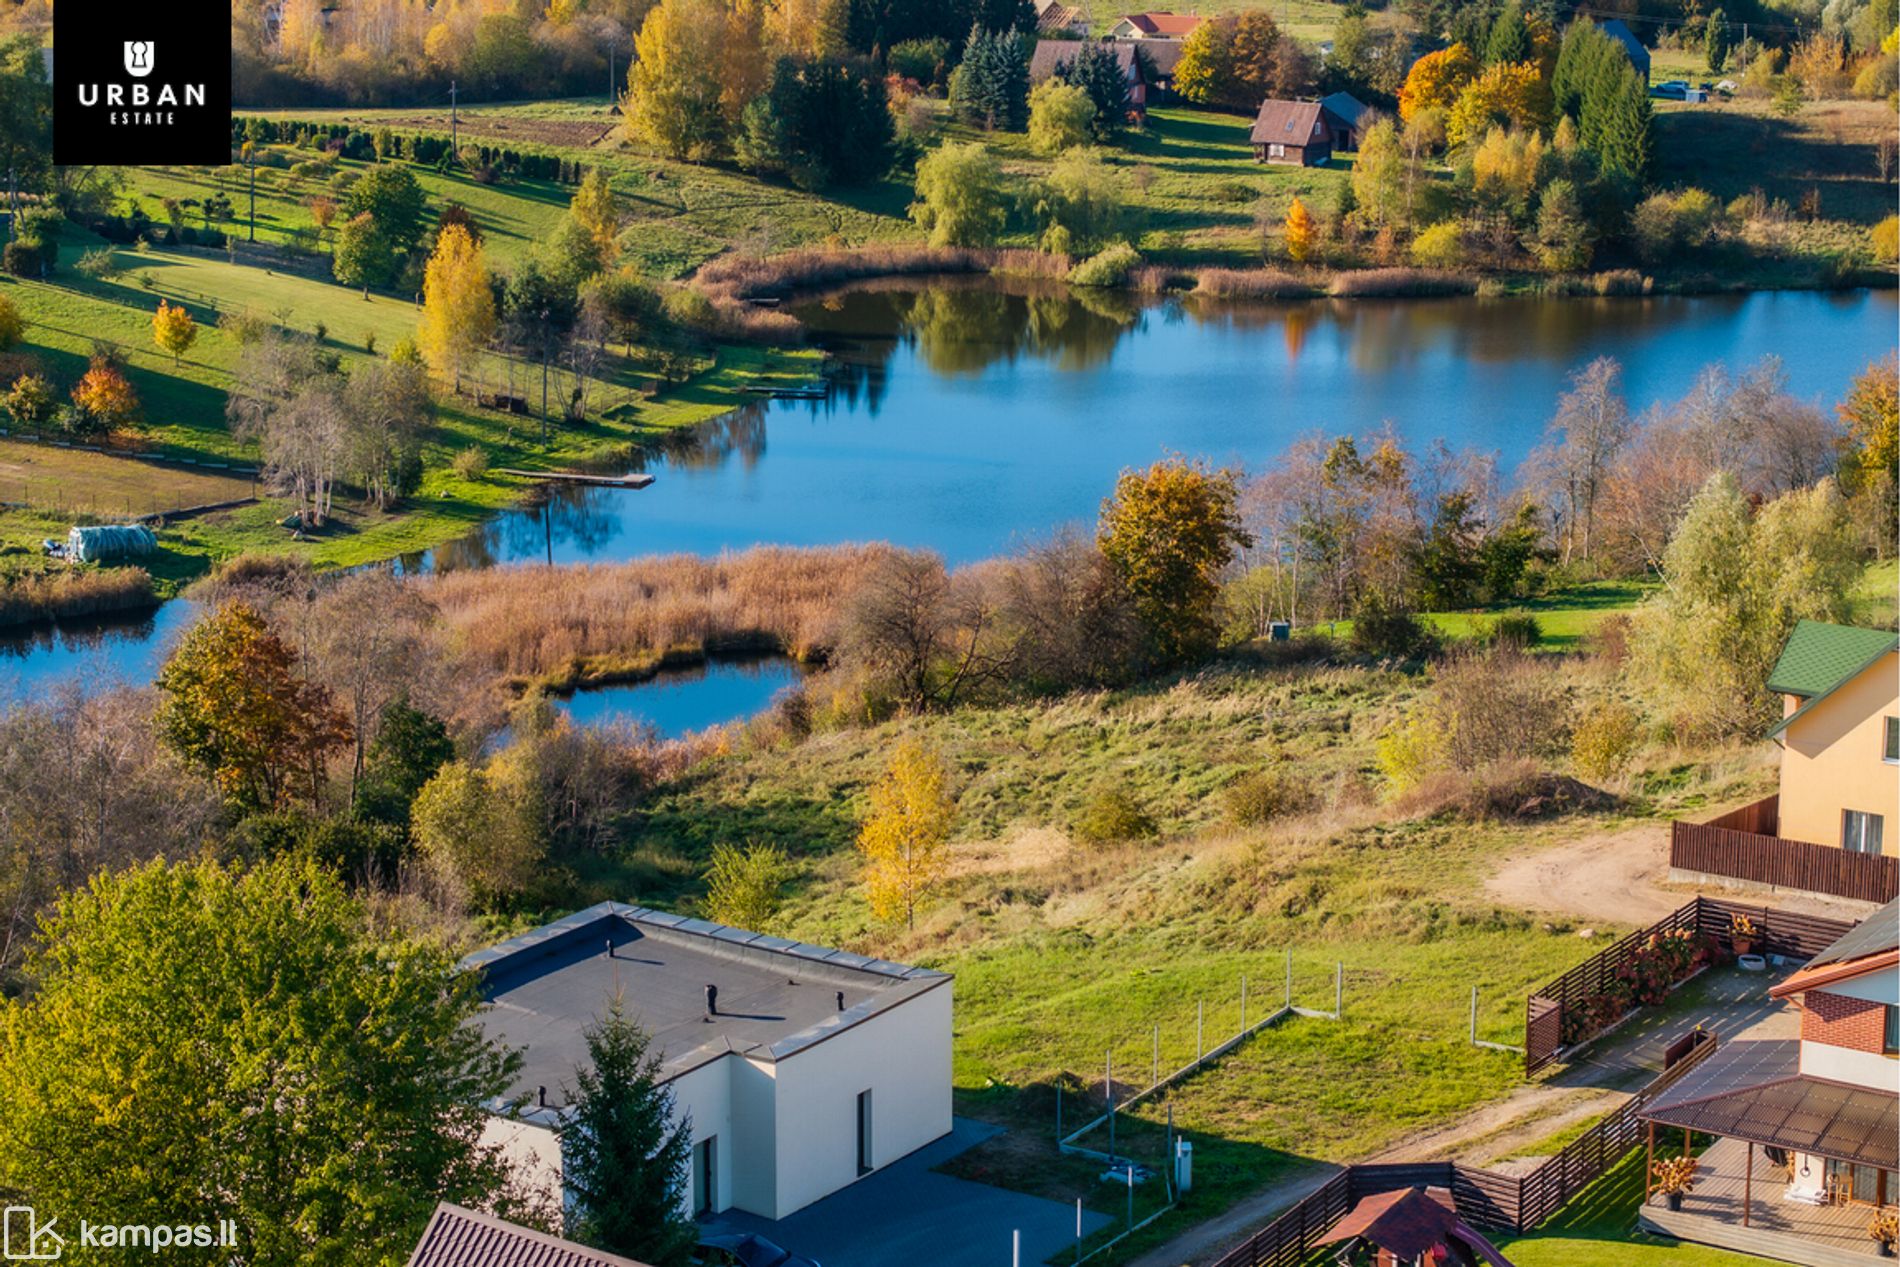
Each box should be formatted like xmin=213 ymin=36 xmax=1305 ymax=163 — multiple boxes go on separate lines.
xmin=1057 ymin=42 xmax=1129 ymax=137
xmin=560 ymin=998 xmax=698 ymax=1267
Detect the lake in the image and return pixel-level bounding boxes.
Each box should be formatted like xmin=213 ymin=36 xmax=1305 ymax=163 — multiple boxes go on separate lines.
xmin=553 ymin=657 xmax=804 ymax=740
xmin=4 ymin=282 xmax=1895 ymax=695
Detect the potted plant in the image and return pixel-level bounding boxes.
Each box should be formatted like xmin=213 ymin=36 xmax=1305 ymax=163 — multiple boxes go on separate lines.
xmin=1731 ymin=913 xmax=1758 ymax=957
xmin=1869 ymin=1210 xmax=1897 ymax=1258
xmin=1651 ymin=1156 xmax=1697 ymax=1211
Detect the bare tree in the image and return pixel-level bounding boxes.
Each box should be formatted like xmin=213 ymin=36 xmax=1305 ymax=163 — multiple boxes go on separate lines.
xmin=839 ymin=551 xmax=1006 ymax=711
xmin=309 ymin=570 xmax=443 ymax=801
xmin=1532 ymin=357 xmax=1631 ymax=565
xmin=342 ymin=357 xmax=433 ymax=511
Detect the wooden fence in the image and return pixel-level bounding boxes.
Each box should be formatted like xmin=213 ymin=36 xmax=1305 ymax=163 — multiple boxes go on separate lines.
xmin=1671 ymin=797 xmax=1898 ymax=904
xmin=1523 ymin=896 xmax=1858 ymax=1076
xmin=1207 ymin=1032 xmax=1721 ymax=1267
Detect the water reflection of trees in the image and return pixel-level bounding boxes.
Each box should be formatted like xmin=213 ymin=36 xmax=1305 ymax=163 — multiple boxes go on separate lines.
xmin=431 ymin=484 xmax=625 ymax=572
xmin=795 ymin=276 xmax=1147 ymax=386
xmin=646 ymin=403 xmax=769 ymax=472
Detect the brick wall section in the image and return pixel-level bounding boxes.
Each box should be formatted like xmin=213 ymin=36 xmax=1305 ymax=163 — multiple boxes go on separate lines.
xmin=1802 ymin=989 xmax=1890 ymax=1053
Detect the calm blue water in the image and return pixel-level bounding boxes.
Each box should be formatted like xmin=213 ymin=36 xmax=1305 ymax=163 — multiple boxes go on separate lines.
xmin=4 ymin=283 xmax=1895 ymax=694
xmin=554 ymin=657 xmax=804 ymax=739
xmin=428 ymin=285 xmax=1900 ymax=571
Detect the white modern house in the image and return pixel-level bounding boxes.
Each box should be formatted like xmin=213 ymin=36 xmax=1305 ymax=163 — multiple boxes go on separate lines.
xmin=464 ymin=903 xmax=954 ymax=1222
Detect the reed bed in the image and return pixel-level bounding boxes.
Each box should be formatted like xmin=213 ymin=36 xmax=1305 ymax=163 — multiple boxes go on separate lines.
xmin=695 ymin=245 xmax=1072 ymax=304
xmin=422 ymin=545 xmax=903 ymax=682
xmin=0 ymin=566 xmax=157 ymax=629
xmin=1191 ymin=268 xmax=1316 ymax=299
xmin=1324 ymin=267 xmax=1477 ymax=297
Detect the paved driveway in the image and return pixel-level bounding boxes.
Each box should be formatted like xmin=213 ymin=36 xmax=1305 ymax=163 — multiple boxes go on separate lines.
xmin=700 ymin=1118 xmax=1113 ymax=1267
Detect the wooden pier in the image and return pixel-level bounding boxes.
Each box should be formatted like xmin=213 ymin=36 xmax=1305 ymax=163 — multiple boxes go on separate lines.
xmin=496 ymin=469 xmax=655 ymax=489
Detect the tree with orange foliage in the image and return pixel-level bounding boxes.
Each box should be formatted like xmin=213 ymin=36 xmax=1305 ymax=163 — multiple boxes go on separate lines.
xmin=70 ymin=358 xmax=139 ymax=432
xmin=1399 ymin=42 xmax=1479 ymax=122
xmin=1284 ymin=196 xmax=1318 ymax=262
xmin=152 ymin=299 xmax=197 ymax=367
xmin=155 ymin=601 xmax=353 ymax=810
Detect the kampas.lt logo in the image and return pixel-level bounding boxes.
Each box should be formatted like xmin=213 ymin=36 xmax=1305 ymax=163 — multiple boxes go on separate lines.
xmin=123 ymin=41 xmax=155 ymax=79
xmin=2 ymin=1207 xmax=64 ymax=1261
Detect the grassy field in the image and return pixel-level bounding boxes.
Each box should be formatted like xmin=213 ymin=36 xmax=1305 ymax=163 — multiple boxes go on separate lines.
xmin=0 ymin=235 xmax=820 ymax=596
xmin=600 ymin=648 xmax=1782 ymax=1261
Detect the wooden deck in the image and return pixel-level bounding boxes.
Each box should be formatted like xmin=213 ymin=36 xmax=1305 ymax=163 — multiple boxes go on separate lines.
xmin=1641 ymin=1138 xmax=1891 ymax=1266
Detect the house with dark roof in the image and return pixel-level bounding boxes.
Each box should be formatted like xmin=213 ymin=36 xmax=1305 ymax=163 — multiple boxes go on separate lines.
xmin=464 ymin=903 xmax=952 ymax=1223
xmin=1670 ymin=621 xmax=1899 ymax=903
xmin=1028 ymin=40 xmax=1149 ymax=122
xmin=1107 ymin=11 xmax=1203 ymax=39
xmin=407 ymin=1204 xmax=653 ymax=1267
xmin=1638 ymin=900 xmax=1898 ymax=1261
xmin=1248 ymin=99 xmax=1332 ymax=165
xmin=1599 ymin=18 xmax=1651 ymax=83
xmin=1035 ymin=0 xmax=1091 ymax=38
xmin=1318 ymin=90 xmax=1371 ymax=151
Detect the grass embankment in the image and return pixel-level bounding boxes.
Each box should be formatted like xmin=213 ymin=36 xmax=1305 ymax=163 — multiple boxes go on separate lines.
xmin=585 ymin=648 xmax=1781 ymax=1261
xmin=0 ymin=235 xmax=821 ymax=603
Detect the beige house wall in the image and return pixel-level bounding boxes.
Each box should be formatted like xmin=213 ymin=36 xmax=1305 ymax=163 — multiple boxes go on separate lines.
xmin=1777 ymin=651 xmax=1900 ymax=855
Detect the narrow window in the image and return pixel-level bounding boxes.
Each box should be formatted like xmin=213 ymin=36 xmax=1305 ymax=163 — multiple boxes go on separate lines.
xmin=1843 ymin=810 xmax=1885 ymax=855
xmin=695 ymin=1137 xmax=716 ymax=1215
xmin=1885 ymin=1004 xmax=1898 ymax=1056
xmin=1885 ymin=716 xmax=1899 ymax=763
xmin=857 ymin=1089 xmax=873 ymax=1176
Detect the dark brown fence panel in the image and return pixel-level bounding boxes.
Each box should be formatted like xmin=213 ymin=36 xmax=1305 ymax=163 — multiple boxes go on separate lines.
xmin=1207 ymin=1171 xmax=1350 ymax=1267
xmin=1671 ymin=822 xmax=1898 ymax=904
xmin=1526 ymin=996 xmax=1563 ymax=1076
xmin=1707 ymin=795 xmax=1779 ymax=835
xmin=1523 ymin=900 xmax=1700 ymax=1075
xmin=1694 ymin=899 xmax=1858 ymax=961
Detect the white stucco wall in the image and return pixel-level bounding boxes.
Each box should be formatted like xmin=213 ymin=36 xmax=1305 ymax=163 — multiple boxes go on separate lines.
xmin=1820 ymin=965 xmax=1898 ymax=1007
xmin=768 ymin=980 xmax=954 ymax=1218
xmin=669 ymin=1055 xmax=736 ymax=1215
xmin=1800 ymin=1040 xmax=1900 ymax=1089
xmin=481 ymin=1115 xmax=563 ymax=1203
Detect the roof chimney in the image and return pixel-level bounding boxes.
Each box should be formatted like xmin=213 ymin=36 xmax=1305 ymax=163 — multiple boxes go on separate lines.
xmin=836 ymin=991 xmax=846 ymax=1012
xmin=537 ymin=1085 xmax=547 ymax=1108
xmin=705 ymin=983 xmax=719 ymax=1017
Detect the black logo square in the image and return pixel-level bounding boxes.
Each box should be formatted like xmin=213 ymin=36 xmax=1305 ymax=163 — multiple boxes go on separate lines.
xmin=53 ymin=4 xmax=233 ymax=165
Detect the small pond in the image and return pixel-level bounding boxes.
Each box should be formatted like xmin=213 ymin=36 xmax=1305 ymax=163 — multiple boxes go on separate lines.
xmin=552 ymin=656 xmax=805 ymax=740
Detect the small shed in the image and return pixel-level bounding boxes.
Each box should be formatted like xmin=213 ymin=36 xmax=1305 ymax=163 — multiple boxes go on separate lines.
xmin=1319 ymin=90 xmax=1371 ymax=151
xmin=1249 ymin=99 xmax=1333 ymax=165
xmin=1318 ymin=1187 xmax=1515 ymax=1267
xmin=1600 ymin=18 xmax=1651 ymax=83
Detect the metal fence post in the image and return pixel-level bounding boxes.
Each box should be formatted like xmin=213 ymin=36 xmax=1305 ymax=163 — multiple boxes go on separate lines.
xmin=1196 ymin=1000 xmax=1203 ymax=1061
xmin=1470 ymin=986 xmax=1479 ymax=1045
xmin=1335 ymin=962 xmax=1343 ymax=1018
xmin=1151 ymin=1024 xmax=1159 ymax=1089
xmin=1240 ymin=974 xmax=1247 ymax=1032
xmin=1285 ymin=948 xmax=1292 ymax=1010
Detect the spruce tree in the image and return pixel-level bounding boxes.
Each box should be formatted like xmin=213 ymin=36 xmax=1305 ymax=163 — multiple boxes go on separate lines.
xmin=560 ymin=998 xmax=697 ymax=1267
xmin=1486 ymin=1 xmax=1531 ymax=65
xmin=1058 ymin=42 xmax=1129 ymax=138
xmin=1704 ymin=9 xmax=1731 ymax=73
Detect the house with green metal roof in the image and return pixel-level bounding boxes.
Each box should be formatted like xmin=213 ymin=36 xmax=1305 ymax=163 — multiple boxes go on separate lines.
xmin=1670 ymin=621 xmax=1899 ymax=904
xmin=1768 ymin=621 xmax=1898 ymax=859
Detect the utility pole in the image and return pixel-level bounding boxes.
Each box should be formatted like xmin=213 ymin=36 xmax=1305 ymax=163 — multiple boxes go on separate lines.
xmin=4 ymin=166 xmax=14 ymax=247
xmin=247 ymin=146 xmax=257 ymax=242
xmin=449 ymin=81 xmax=459 ymax=162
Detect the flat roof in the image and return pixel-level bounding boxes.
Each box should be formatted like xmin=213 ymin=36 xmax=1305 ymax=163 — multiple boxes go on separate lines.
xmin=462 ymin=903 xmax=949 ymax=1110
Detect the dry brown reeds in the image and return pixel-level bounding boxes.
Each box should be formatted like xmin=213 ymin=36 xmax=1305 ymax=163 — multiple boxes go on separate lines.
xmin=1324 ymin=268 xmax=1477 ymax=298
xmin=0 ymin=566 xmax=158 ymax=629
xmin=421 ymin=545 xmax=909 ymax=684
xmin=1191 ymin=268 xmax=1316 ymax=300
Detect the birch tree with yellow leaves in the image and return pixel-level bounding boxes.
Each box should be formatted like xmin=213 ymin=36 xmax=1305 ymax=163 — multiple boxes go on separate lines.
xmin=856 ymin=738 xmax=955 ymax=932
xmin=417 ymin=223 xmax=495 ymax=393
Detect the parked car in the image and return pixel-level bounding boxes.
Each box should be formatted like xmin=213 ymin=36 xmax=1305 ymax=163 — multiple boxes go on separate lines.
xmin=1651 ymin=80 xmax=1690 ymax=99
xmin=698 ymin=1233 xmax=822 ymax=1267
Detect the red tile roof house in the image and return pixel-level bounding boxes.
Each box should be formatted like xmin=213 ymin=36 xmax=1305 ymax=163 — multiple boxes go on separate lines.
xmin=1107 ymin=11 xmax=1204 ymax=39
xmin=1249 ymin=99 xmax=1333 ymax=165
xmin=1637 ymin=898 xmax=1899 ymax=1263
xmin=1028 ymin=40 xmax=1150 ymax=124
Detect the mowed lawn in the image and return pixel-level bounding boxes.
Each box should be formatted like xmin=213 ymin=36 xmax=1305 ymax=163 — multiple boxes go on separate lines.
xmin=0 ymin=440 xmax=254 ymax=519
xmin=0 ymin=238 xmax=820 ymax=584
xmin=1501 ymin=1150 xmax=1779 ymax=1266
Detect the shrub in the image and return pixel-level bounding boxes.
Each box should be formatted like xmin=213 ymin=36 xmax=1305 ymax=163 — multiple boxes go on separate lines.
xmin=1477 ymin=611 xmax=1542 ymax=650
xmin=451 ymin=445 xmax=489 ymax=480
xmin=1027 ymin=79 xmax=1095 ymax=156
xmin=1435 ymin=648 xmax=1572 ymax=772
xmin=1068 ymin=242 xmax=1140 ymax=288
xmin=4 ymin=374 xmax=56 ymax=427
xmin=1224 ymin=766 xmax=1315 ymax=826
xmin=1410 ymin=220 xmax=1467 ymax=269
xmin=1350 ymin=596 xmax=1437 ymax=659
xmin=2 ymin=242 xmax=41 ymax=278
xmin=1571 ymin=699 xmax=1642 ymax=782
xmin=1072 ymin=788 xmax=1157 ymax=845
xmin=75 ymin=248 xmax=121 ymax=281
xmin=1874 ymin=216 xmax=1898 ymax=266
xmin=1377 ymin=706 xmax=1447 ymax=793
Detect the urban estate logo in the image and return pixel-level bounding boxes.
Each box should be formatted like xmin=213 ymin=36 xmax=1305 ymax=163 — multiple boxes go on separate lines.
xmin=53 ymin=7 xmax=232 ymax=165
